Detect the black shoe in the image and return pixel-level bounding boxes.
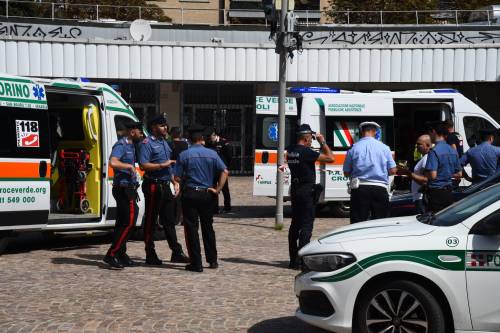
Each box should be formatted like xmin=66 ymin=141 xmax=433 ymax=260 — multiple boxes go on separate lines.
xmin=145 ymin=252 xmax=163 ymax=266
xmin=208 ymin=262 xmax=219 ymax=269
xmin=185 ymin=264 xmax=203 ymax=272
xmin=118 ymin=253 xmax=135 ymax=267
xmin=288 ymin=260 xmax=300 ymax=270
xmin=171 ymin=252 xmax=190 ymax=263
xmin=103 ymin=255 xmax=124 ymax=269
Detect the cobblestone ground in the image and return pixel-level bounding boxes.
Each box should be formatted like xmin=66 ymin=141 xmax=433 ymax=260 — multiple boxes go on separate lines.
xmin=0 ymin=177 xmax=348 ymax=333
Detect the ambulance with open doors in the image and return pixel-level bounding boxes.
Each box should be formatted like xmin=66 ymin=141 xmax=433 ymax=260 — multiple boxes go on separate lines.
xmin=253 ymin=87 xmax=500 ymax=217
xmin=0 ymin=74 xmax=144 ymax=253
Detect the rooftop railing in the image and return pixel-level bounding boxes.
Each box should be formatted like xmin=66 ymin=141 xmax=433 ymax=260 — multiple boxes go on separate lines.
xmin=0 ymin=0 xmax=497 ymax=27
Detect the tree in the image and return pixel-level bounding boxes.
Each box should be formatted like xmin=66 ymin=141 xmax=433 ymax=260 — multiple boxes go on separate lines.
xmin=323 ymin=0 xmax=440 ymax=24
xmin=2 ymin=0 xmax=171 ymax=22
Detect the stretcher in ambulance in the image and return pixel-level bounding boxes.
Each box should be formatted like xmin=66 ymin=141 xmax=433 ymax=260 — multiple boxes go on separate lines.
xmin=0 ymin=74 xmax=144 ymax=253
xmin=253 ymin=87 xmax=500 ymax=217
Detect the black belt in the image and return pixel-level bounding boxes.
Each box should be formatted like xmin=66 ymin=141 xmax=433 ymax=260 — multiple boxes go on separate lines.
xmin=291 ymin=179 xmax=314 ymax=185
xmin=113 ymin=183 xmax=139 ymax=189
xmin=186 ymin=186 xmax=209 ymax=192
xmin=429 ymin=185 xmax=452 ymax=190
xmin=144 ymin=177 xmax=170 ymax=185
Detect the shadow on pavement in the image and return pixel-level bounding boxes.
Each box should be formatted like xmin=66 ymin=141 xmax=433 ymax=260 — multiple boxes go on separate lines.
xmin=215 ymin=206 xmax=292 ymax=219
xmin=3 ymin=232 xmax=111 ymax=255
xmin=222 ymin=257 xmax=290 ymax=269
xmin=51 ymin=253 xmax=186 ymax=270
xmin=248 ymin=316 xmax=329 ymax=333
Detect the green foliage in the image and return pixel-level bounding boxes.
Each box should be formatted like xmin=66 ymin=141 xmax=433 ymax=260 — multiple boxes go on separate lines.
xmin=1 ymin=0 xmax=171 ymax=22
xmin=324 ymin=0 xmax=440 ymax=24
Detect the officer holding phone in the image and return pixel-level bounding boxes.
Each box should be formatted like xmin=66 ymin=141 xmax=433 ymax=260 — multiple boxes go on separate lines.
xmin=286 ymin=124 xmax=334 ymax=269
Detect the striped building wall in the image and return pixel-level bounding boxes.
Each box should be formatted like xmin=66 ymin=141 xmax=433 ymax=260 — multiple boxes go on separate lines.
xmin=1 ymin=38 xmax=500 ymax=82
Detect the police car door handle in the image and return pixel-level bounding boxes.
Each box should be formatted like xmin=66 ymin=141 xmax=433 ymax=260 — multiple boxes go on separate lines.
xmin=438 ymin=255 xmax=462 ymax=263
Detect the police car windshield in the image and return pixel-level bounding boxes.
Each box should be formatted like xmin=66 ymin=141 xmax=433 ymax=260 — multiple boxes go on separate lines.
xmin=431 ymin=183 xmax=500 ymax=227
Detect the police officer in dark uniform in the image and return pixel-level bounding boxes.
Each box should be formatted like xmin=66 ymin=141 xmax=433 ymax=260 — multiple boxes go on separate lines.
xmin=425 ymin=122 xmax=462 ymax=213
xmin=460 ymin=129 xmax=500 ymax=183
xmin=174 ymin=125 xmax=228 ymax=272
xmin=286 ymin=124 xmax=334 ymax=269
xmin=445 ymin=120 xmax=464 ymax=158
xmin=139 ymin=115 xmax=189 ymax=265
xmin=103 ymin=121 xmax=143 ymax=269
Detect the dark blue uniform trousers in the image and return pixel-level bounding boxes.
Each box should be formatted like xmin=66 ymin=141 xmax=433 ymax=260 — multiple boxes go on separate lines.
xmin=182 ymin=187 xmax=218 ymax=268
xmin=107 ymin=186 xmax=138 ymax=258
xmin=289 ymin=183 xmax=315 ymax=263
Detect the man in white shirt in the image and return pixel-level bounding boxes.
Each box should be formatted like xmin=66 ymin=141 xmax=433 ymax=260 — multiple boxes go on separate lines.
xmin=398 ymin=135 xmax=431 ymax=215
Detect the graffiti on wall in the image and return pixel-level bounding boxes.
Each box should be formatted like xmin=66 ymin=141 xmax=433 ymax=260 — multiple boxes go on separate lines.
xmin=302 ymin=30 xmax=500 ymax=45
xmin=0 ymin=23 xmax=82 ymax=38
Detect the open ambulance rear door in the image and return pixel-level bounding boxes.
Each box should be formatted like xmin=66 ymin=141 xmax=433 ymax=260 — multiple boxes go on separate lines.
xmin=0 ymin=75 xmax=50 ymax=230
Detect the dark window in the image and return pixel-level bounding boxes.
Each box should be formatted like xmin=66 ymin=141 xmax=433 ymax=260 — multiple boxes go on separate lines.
xmin=0 ymin=106 xmax=50 ymax=159
xmin=432 ymin=183 xmax=500 ymax=227
xmin=255 ymin=115 xmax=297 ymax=149
xmin=325 ymin=116 xmax=394 ymax=151
xmin=114 ymin=115 xmax=135 ymax=139
xmin=463 ymin=116 xmax=497 ymax=147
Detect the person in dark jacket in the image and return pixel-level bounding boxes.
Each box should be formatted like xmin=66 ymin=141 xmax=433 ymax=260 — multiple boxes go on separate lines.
xmin=206 ymin=129 xmax=233 ymax=213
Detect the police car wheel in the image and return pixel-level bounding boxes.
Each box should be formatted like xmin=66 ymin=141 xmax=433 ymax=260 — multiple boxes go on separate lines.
xmin=330 ymin=201 xmax=350 ymax=218
xmin=354 ymin=280 xmax=446 ymax=333
xmin=79 ymin=199 xmax=90 ymax=214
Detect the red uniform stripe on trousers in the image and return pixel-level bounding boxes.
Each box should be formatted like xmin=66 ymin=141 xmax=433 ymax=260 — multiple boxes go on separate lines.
xmin=110 ymin=198 xmax=135 ymax=257
xmin=183 ymin=222 xmax=193 ymax=261
xmin=144 ymin=183 xmax=157 ymax=247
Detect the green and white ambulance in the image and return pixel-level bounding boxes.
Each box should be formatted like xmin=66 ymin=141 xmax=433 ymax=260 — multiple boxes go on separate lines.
xmin=253 ymin=87 xmax=499 ymax=217
xmin=0 ymin=74 xmax=144 ymax=253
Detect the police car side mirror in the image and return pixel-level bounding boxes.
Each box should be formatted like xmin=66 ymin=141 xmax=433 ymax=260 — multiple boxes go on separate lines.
xmin=470 ymin=210 xmax=500 ymax=235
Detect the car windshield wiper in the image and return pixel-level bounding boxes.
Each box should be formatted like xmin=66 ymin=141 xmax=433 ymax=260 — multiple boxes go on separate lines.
xmin=416 ymin=212 xmax=435 ymax=225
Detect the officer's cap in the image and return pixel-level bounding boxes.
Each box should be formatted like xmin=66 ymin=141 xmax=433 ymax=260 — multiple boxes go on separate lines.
xmin=150 ymin=115 xmax=168 ymax=126
xmin=125 ymin=121 xmax=143 ymax=130
xmin=479 ymin=129 xmax=498 ymax=137
xmin=359 ymin=121 xmax=381 ymax=131
xmin=188 ymin=124 xmax=211 ymax=137
xmin=296 ymin=124 xmax=316 ymax=135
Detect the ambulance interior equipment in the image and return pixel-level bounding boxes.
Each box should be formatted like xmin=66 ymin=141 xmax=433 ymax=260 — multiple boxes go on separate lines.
xmin=47 ymin=91 xmax=102 ymax=222
xmin=56 ymin=149 xmax=91 ymax=214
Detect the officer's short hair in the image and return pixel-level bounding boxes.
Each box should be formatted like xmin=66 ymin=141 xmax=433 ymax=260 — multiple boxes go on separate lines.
xmin=434 ymin=124 xmax=449 ymax=137
xmin=170 ymin=127 xmax=182 ymax=139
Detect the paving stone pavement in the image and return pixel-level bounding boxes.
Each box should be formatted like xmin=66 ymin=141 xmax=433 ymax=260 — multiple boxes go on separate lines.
xmin=0 ymin=177 xmax=348 ymax=333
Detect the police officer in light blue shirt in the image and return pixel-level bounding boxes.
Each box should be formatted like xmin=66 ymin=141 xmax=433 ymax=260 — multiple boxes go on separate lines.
xmin=174 ymin=125 xmax=228 ymax=273
xmin=460 ymin=129 xmax=500 ymax=183
xmin=343 ymin=121 xmax=397 ymax=223
xmin=139 ymin=115 xmax=188 ymax=266
xmin=425 ymin=122 xmax=462 ymax=213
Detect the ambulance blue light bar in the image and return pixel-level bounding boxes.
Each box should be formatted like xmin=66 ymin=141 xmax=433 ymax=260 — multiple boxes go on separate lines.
xmin=289 ymin=87 xmax=340 ymax=94
xmin=433 ymin=89 xmax=458 ymax=93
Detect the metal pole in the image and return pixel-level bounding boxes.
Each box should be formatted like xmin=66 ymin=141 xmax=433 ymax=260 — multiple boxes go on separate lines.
xmin=96 ymin=4 xmax=99 ymax=21
xmin=139 ymin=6 xmax=142 ymax=19
xmin=6 ymin=0 xmax=8 ymax=18
xmin=275 ymin=0 xmax=288 ymax=230
xmin=51 ymin=2 xmax=55 ymax=20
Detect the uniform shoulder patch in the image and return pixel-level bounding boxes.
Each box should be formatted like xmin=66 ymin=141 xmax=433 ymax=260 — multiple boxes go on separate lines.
xmin=142 ymin=138 xmax=149 ymax=144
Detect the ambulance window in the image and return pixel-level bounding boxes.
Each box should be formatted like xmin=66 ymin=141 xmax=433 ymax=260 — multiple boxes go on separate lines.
xmin=0 ymin=107 xmax=50 ymax=159
xmin=325 ymin=117 xmax=394 ymax=151
xmin=463 ymin=116 xmax=496 ymax=147
xmin=256 ymin=115 xmax=296 ymax=149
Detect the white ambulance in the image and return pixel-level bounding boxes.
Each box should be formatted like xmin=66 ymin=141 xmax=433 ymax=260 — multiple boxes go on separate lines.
xmin=253 ymin=87 xmax=500 ymax=217
xmin=0 ymin=74 xmax=144 ymax=253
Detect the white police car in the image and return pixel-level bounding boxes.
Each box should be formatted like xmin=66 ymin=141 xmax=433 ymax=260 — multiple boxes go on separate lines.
xmin=295 ymin=183 xmax=500 ymax=333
